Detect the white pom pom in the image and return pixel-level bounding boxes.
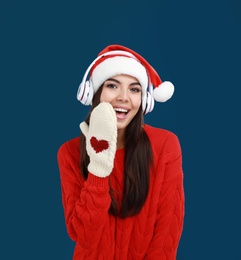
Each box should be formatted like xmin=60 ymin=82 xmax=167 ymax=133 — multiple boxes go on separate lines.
xmin=153 ymin=81 xmax=174 ymax=102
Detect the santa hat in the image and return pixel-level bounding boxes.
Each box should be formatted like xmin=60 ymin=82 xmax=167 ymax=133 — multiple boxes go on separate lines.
xmin=78 ymin=44 xmax=174 ymax=113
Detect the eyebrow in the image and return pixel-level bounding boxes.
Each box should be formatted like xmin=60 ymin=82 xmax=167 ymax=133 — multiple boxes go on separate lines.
xmin=106 ymin=78 xmax=141 ymax=86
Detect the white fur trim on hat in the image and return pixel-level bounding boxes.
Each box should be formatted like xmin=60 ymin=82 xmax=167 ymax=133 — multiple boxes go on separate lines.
xmin=153 ymin=81 xmax=175 ymax=102
xmin=90 ymin=56 xmax=148 ymax=93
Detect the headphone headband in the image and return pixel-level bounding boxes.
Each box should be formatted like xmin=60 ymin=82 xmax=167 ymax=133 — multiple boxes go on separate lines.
xmin=80 ymin=50 xmax=138 ymax=85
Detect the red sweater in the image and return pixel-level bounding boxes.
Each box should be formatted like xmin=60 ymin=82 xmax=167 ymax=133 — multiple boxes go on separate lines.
xmin=57 ymin=124 xmax=184 ymax=259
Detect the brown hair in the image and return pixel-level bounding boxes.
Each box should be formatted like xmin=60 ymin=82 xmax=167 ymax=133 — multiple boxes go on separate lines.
xmin=80 ymin=86 xmax=153 ymax=218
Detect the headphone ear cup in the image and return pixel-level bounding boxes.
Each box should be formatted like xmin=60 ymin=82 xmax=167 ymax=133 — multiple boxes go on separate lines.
xmin=143 ymin=92 xmax=154 ymax=114
xmin=85 ymin=81 xmax=93 ymax=105
xmin=77 ymin=80 xmax=93 ymax=105
xmin=77 ymin=81 xmax=85 ymax=102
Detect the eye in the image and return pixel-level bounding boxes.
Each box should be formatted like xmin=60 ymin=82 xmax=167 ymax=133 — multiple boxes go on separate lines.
xmin=106 ymin=83 xmax=117 ymax=89
xmin=130 ymin=87 xmax=141 ymax=93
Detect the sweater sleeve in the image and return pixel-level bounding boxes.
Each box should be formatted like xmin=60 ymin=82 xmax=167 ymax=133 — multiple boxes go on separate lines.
xmin=145 ymin=133 xmax=185 ymax=260
xmin=57 ymin=141 xmax=112 ymax=253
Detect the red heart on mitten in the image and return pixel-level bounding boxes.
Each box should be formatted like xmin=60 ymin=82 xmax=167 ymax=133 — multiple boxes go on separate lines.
xmin=90 ymin=136 xmax=109 ymax=153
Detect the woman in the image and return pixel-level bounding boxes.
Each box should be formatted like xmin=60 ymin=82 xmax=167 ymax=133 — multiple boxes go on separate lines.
xmin=57 ymin=44 xmax=184 ymax=259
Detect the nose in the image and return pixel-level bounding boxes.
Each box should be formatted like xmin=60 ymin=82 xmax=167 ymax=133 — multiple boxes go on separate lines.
xmin=117 ymin=88 xmax=129 ymax=102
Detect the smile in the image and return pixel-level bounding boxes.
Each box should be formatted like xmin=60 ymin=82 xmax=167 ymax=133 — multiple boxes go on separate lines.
xmin=113 ymin=107 xmax=129 ymax=119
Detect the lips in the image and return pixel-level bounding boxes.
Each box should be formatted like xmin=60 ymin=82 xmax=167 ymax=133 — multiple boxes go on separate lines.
xmin=113 ymin=107 xmax=129 ymax=120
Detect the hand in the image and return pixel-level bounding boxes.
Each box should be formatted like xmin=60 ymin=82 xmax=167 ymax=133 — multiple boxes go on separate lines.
xmin=80 ymin=102 xmax=117 ymax=178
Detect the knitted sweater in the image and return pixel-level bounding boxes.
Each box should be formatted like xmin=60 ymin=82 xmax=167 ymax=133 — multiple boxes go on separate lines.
xmin=57 ymin=124 xmax=184 ymax=259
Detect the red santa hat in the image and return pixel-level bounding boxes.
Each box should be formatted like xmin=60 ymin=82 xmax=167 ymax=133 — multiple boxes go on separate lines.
xmin=77 ymin=44 xmax=174 ymax=113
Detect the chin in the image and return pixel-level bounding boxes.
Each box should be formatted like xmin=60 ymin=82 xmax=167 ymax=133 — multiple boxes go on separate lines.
xmin=117 ymin=122 xmax=129 ymax=131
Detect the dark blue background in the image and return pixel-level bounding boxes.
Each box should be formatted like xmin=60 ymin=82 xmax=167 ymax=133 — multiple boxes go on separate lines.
xmin=1 ymin=0 xmax=241 ymax=259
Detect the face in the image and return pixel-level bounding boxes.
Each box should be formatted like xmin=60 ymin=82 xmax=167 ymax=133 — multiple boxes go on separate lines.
xmin=100 ymin=74 xmax=142 ymax=132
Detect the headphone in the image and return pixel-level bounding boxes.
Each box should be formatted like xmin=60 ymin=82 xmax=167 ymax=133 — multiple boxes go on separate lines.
xmin=143 ymin=86 xmax=154 ymax=114
xmin=76 ymin=50 xmax=155 ymax=114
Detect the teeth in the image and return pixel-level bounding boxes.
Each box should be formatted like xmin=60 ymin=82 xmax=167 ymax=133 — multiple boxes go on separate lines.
xmin=114 ymin=108 xmax=128 ymax=113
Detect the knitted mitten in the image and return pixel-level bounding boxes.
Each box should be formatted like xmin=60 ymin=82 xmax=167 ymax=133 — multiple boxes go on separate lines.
xmin=80 ymin=102 xmax=117 ymax=178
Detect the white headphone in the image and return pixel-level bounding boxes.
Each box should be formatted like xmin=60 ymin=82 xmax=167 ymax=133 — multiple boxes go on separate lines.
xmin=76 ymin=50 xmax=155 ymax=114
xmin=143 ymin=86 xmax=154 ymax=114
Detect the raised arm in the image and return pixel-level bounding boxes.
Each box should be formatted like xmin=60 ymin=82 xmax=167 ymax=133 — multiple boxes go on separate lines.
xmin=57 ymin=102 xmax=117 ymax=258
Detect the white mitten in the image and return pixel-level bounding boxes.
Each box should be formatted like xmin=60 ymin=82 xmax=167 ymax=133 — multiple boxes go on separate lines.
xmin=80 ymin=102 xmax=117 ymax=178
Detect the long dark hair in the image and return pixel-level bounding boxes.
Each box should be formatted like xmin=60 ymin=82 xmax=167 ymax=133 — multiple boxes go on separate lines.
xmin=80 ymin=86 xmax=153 ymax=218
